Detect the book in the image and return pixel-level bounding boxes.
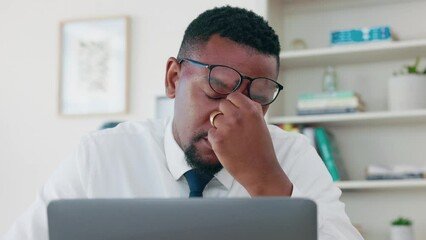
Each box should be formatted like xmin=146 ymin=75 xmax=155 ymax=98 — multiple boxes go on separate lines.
xmin=367 ymin=173 xmax=424 ymax=180
xmin=297 ymin=97 xmax=361 ymax=109
xmin=298 ymin=107 xmax=359 ymax=116
xmin=315 ymin=127 xmax=339 ymax=181
xmin=298 ymin=91 xmax=358 ymax=100
xmin=366 ymin=164 xmax=426 ymax=180
xmin=297 ymin=91 xmax=366 ymax=115
xmin=300 ymin=126 xmax=316 ymax=147
xmin=327 ymin=131 xmax=348 ymax=181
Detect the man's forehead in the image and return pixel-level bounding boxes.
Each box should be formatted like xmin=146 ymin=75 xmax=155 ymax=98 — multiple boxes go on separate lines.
xmin=190 ymin=38 xmax=277 ymax=76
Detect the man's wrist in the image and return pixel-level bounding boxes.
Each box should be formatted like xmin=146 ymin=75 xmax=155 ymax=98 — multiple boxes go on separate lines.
xmin=245 ymin=170 xmax=293 ymax=197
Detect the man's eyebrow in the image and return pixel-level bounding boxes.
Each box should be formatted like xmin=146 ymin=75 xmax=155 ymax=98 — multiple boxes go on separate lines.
xmin=250 ymin=94 xmax=269 ymax=103
xmin=209 ymin=76 xmax=230 ymax=88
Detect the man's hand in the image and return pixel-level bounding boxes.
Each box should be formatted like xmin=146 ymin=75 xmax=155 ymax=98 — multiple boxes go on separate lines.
xmin=207 ymin=92 xmax=293 ymax=196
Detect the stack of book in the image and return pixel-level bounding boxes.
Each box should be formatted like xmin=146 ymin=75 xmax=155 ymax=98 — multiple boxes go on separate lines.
xmin=330 ymin=25 xmax=393 ymax=46
xmin=297 ymin=90 xmax=365 ymax=116
xmin=366 ymin=164 xmax=426 ymax=180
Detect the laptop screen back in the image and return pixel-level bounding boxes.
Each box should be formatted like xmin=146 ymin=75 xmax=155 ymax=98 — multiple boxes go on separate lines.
xmin=48 ymin=198 xmax=317 ymax=240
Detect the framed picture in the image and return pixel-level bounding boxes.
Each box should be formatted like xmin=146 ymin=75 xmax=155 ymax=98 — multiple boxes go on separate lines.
xmin=59 ymin=16 xmax=130 ymax=115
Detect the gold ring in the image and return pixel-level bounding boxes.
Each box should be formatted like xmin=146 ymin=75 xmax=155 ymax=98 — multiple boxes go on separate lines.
xmin=209 ymin=110 xmax=223 ymax=128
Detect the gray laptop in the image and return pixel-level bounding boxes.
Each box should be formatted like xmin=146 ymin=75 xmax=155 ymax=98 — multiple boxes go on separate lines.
xmin=47 ymin=198 xmax=317 ymax=240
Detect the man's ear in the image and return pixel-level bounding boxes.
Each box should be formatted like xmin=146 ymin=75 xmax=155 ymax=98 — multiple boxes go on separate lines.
xmin=165 ymin=57 xmax=181 ymax=99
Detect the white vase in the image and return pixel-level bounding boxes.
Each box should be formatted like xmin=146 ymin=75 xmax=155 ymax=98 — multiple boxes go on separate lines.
xmin=390 ymin=225 xmax=414 ymax=240
xmin=388 ymin=75 xmax=426 ymax=111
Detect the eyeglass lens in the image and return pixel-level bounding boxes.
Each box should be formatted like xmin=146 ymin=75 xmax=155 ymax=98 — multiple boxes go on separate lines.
xmin=209 ymin=66 xmax=279 ymax=105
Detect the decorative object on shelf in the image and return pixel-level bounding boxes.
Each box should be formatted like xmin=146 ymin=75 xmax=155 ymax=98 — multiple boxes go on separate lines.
xmin=296 ymin=90 xmax=365 ymax=115
xmin=322 ymin=66 xmax=338 ymax=93
xmin=330 ymin=25 xmax=393 ymax=46
xmin=390 ymin=217 xmax=414 ymax=240
xmin=388 ymin=57 xmax=426 ymax=111
xmin=59 ymin=16 xmax=130 ymax=115
xmin=290 ymin=38 xmax=307 ymax=50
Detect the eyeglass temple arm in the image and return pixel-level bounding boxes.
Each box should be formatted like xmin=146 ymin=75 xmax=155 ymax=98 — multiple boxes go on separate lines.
xmin=177 ymin=58 xmax=209 ymax=68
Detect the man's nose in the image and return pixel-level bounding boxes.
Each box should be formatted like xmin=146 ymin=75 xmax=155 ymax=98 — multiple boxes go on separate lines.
xmin=234 ymin=79 xmax=250 ymax=96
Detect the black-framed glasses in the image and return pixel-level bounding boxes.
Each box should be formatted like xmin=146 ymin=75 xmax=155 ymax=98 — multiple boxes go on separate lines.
xmin=177 ymin=58 xmax=283 ymax=106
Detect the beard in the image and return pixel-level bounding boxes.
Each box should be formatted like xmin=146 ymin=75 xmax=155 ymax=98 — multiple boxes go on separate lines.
xmin=184 ymin=132 xmax=223 ymax=176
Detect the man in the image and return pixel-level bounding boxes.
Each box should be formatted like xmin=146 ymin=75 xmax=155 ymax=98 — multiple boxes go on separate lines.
xmin=3 ymin=6 xmax=363 ymax=240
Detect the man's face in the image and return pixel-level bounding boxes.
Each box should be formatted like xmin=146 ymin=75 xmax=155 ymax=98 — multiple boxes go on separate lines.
xmin=165 ymin=35 xmax=278 ymax=175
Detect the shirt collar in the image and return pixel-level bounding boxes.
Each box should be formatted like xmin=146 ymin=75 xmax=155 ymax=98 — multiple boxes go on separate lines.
xmin=164 ymin=119 xmax=190 ymax=181
xmin=164 ymin=119 xmax=234 ymax=190
xmin=214 ymin=168 xmax=234 ymax=190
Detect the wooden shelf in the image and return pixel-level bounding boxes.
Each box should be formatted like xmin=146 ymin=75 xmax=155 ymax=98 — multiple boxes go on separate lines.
xmin=336 ymin=179 xmax=426 ymax=190
xmin=280 ymin=39 xmax=426 ymax=69
xmin=267 ymin=109 xmax=426 ymax=126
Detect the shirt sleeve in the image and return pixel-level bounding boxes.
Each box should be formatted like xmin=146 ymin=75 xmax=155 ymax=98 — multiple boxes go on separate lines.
xmin=286 ymin=135 xmax=364 ymax=240
xmin=2 ymin=135 xmax=91 ymax=240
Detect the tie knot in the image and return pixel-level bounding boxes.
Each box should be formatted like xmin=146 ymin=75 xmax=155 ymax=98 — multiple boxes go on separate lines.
xmin=184 ymin=169 xmax=214 ymax=197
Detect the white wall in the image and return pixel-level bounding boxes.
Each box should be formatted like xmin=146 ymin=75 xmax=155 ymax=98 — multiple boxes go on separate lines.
xmin=0 ymin=0 xmax=265 ymax=233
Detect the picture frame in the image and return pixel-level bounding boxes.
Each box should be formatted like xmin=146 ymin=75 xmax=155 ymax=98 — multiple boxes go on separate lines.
xmin=58 ymin=16 xmax=130 ymax=115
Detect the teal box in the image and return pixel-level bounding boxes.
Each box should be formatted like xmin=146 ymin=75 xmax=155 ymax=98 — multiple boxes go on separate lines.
xmin=331 ymin=26 xmax=392 ymax=46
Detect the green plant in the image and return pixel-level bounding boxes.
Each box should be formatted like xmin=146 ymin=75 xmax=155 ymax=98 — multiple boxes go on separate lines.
xmin=395 ymin=57 xmax=426 ymax=75
xmin=391 ymin=217 xmax=412 ymax=226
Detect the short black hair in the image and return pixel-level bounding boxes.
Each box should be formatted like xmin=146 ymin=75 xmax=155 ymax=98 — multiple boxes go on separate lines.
xmin=178 ymin=5 xmax=281 ymax=66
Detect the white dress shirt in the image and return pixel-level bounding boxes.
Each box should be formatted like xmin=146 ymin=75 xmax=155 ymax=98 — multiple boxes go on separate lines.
xmin=2 ymin=118 xmax=363 ymax=240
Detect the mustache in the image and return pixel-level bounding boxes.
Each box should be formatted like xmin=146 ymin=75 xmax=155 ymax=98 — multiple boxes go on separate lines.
xmin=192 ymin=131 xmax=208 ymax=143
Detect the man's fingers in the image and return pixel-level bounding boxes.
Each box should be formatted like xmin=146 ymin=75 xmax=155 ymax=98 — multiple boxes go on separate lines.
xmin=226 ymin=92 xmax=255 ymax=109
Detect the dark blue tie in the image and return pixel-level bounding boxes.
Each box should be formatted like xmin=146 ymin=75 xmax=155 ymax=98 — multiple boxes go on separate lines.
xmin=183 ymin=169 xmax=213 ymax=197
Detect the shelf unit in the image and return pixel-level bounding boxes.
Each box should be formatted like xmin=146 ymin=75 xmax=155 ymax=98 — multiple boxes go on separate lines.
xmin=336 ymin=179 xmax=426 ymax=190
xmin=281 ymin=39 xmax=426 ymax=69
xmin=268 ymin=109 xmax=426 ymax=126
xmin=265 ymin=0 xmax=426 ymax=239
